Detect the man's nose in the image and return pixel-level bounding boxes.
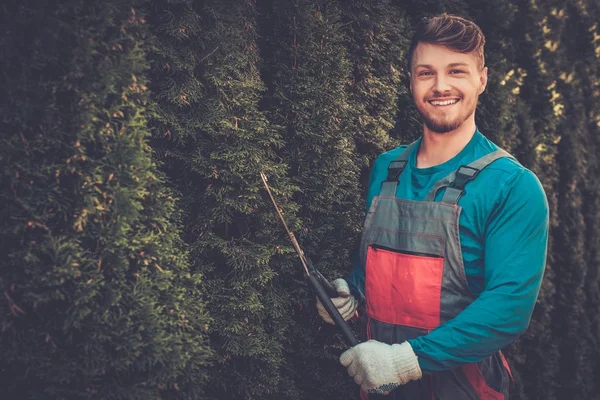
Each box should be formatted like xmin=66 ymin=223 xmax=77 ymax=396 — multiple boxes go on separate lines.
xmin=433 ymin=74 xmax=451 ymax=93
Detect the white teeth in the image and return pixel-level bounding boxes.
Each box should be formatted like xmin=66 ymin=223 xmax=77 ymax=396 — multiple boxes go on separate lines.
xmin=430 ymin=99 xmax=459 ymax=106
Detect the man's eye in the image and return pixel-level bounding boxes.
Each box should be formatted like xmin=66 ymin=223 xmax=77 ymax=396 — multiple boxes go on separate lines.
xmin=450 ymin=69 xmax=465 ymax=74
xmin=419 ymin=71 xmax=433 ymax=76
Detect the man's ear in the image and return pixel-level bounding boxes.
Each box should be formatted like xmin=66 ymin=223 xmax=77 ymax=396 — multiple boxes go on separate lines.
xmin=479 ymin=67 xmax=488 ymax=94
xmin=408 ymin=72 xmax=412 ymax=93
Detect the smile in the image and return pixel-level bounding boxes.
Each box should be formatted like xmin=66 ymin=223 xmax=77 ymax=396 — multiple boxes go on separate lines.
xmin=428 ymin=99 xmax=459 ymax=106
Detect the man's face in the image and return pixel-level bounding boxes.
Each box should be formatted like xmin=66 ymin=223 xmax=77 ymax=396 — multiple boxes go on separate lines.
xmin=410 ymin=43 xmax=487 ymax=134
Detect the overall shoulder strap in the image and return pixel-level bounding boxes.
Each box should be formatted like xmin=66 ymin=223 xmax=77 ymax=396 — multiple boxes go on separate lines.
xmin=380 ymin=140 xmax=419 ymax=197
xmin=424 ymin=149 xmax=515 ymax=204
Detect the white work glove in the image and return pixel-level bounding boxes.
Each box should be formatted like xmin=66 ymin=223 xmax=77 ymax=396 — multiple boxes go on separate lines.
xmin=316 ymin=278 xmax=358 ymax=324
xmin=340 ymin=340 xmax=422 ymax=394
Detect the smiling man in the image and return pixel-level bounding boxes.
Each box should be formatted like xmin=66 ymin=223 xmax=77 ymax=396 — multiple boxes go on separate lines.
xmin=316 ymin=14 xmax=549 ymax=399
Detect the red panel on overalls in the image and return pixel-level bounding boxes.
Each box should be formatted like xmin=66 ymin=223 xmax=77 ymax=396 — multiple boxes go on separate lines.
xmin=358 ymin=142 xmax=514 ymax=400
xmin=366 ymin=247 xmax=443 ymax=330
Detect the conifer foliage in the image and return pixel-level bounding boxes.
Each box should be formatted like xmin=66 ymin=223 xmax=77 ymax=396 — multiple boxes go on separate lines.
xmin=0 ymin=1 xmax=211 ymax=398
xmin=146 ymin=0 xmax=298 ymax=398
xmin=261 ymin=1 xmax=366 ymax=397
xmin=339 ymin=0 xmax=410 ymax=174
xmin=498 ymin=1 xmax=562 ymax=398
xmin=2 ymin=0 xmax=600 ymax=399
xmin=549 ymin=1 xmax=600 ymax=398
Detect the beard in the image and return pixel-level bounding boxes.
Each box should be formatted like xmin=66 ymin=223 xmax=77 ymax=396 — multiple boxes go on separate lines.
xmin=420 ymin=112 xmax=465 ymax=134
xmin=415 ymin=95 xmax=477 ymax=134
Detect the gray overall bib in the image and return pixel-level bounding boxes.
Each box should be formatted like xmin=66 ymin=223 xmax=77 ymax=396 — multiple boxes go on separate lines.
xmin=359 ymin=142 xmax=514 ymax=400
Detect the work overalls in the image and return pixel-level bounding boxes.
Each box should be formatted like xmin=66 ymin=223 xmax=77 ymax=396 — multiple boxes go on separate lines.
xmin=359 ymin=142 xmax=514 ymax=400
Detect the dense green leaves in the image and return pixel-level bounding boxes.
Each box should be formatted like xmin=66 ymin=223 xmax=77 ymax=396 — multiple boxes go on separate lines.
xmin=0 ymin=1 xmax=211 ymax=398
xmin=262 ymin=1 xmax=365 ymax=397
xmin=1 ymin=0 xmax=599 ymax=399
xmin=146 ymin=0 xmax=298 ymax=398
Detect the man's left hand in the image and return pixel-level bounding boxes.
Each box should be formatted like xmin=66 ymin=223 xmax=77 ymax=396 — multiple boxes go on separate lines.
xmin=339 ymin=340 xmax=422 ymax=394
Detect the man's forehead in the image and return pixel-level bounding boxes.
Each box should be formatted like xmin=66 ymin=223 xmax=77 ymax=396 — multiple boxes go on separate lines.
xmin=412 ymin=43 xmax=479 ymax=68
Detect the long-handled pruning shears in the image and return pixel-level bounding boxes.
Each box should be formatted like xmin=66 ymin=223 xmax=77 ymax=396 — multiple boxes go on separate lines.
xmin=260 ymin=173 xmax=358 ymax=347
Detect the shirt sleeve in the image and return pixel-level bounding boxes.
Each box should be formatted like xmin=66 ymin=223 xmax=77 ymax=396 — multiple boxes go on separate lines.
xmin=408 ymin=168 xmax=549 ymax=372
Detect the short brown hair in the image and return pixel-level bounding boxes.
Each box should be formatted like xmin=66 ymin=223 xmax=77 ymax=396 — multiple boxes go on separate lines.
xmin=407 ymin=14 xmax=486 ymax=71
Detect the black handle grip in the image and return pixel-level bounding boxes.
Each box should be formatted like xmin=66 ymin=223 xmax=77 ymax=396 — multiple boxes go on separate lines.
xmin=308 ymin=274 xmax=359 ymax=347
xmin=313 ymin=269 xmax=338 ymax=298
xmin=305 ymin=258 xmax=338 ymax=298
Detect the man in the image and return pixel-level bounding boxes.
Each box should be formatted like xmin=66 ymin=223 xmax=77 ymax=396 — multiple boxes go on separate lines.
xmin=316 ymin=13 xmax=548 ymax=399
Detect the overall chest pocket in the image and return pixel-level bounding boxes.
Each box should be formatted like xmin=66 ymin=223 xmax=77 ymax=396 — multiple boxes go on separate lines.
xmin=365 ymin=245 xmax=445 ymax=330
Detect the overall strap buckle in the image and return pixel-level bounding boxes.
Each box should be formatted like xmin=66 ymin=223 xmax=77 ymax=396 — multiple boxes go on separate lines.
xmin=386 ymin=160 xmax=407 ymax=182
xmin=441 ymin=165 xmax=481 ymax=204
xmin=452 ymin=165 xmax=480 ymax=189
xmin=432 ymin=149 xmax=514 ymax=204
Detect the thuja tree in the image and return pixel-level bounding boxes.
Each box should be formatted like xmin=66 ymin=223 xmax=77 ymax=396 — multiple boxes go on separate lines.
xmin=339 ymin=0 xmax=410 ymax=183
xmin=392 ymin=0 xmax=462 ymax=24
xmin=147 ymin=0 xmax=298 ymax=398
xmin=569 ymin=3 xmax=600 ymax=397
xmin=499 ymin=0 xmax=563 ymax=398
xmin=552 ymin=83 xmax=590 ymax=400
xmin=0 ymin=1 xmax=211 ymax=399
xmin=551 ymin=1 xmax=600 ymax=398
xmin=464 ymin=2 xmax=520 ymax=150
xmin=145 ymin=0 xmax=206 ymax=156
xmin=262 ymin=0 xmax=365 ymax=397
xmin=577 ymin=2 xmax=600 ymax=397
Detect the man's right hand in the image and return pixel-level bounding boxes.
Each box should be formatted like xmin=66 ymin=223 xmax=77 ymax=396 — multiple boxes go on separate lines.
xmin=316 ymin=278 xmax=358 ymax=324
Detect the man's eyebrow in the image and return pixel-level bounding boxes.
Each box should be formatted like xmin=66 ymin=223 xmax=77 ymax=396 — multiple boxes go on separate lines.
xmin=448 ymin=62 xmax=470 ymax=68
xmin=414 ymin=62 xmax=471 ymax=69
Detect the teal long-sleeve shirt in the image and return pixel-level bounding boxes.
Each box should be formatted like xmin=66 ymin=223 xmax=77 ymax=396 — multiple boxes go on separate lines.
xmin=346 ymin=129 xmax=549 ymax=373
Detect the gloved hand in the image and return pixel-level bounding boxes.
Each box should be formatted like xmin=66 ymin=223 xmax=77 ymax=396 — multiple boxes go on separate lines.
xmin=316 ymin=278 xmax=358 ymax=325
xmin=339 ymin=340 xmax=422 ymax=394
